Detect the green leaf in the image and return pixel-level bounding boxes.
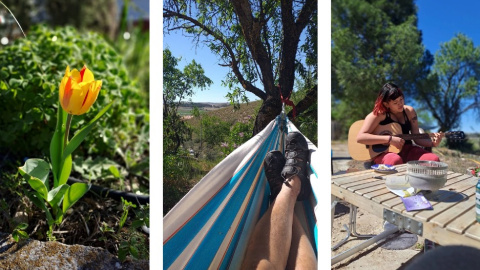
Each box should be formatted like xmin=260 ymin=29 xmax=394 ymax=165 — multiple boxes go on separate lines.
xmin=62 ymin=182 xmax=90 ymax=214
xmin=17 ymin=230 xmax=29 ymax=238
xmin=18 ymin=158 xmax=50 ymax=198
xmin=24 ymin=189 xmax=54 ymax=226
xmin=50 ymin=104 xmax=67 ymax=187
xmin=58 ymin=154 xmax=72 ymax=187
xmin=27 ymin=178 xmax=49 ymax=201
xmin=62 ymin=102 xmax=113 ymax=161
xmin=18 ymin=158 xmax=50 ymax=185
xmin=109 ymin=165 xmax=120 ymax=178
xmin=47 ymin=184 xmax=70 ymax=207
xmin=129 ymin=245 xmax=139 ymax=258
xmin=17 ymin=223 xmax=28 ymax=230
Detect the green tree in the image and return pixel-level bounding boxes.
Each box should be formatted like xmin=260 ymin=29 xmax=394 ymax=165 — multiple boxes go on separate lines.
xmin=163 ymin=49 xmax=213 ymax=154
xmin=163 ymin=0 xmax=317 ymax=134
xmin=418 ymin=33 xmax=480 ymax=131
xmin=332 ymin=0 xmax=432 ymax=131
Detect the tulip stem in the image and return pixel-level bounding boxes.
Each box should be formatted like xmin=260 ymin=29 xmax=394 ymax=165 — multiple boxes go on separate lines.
xmin=64 ymin=114 xmax=73 ymax=149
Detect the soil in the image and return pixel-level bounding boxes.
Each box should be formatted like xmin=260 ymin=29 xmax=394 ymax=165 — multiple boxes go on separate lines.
xmin=0 ymin=178 xmax=150 ymax=262
xmin=330 ymin=141 xmax=480 ymax=269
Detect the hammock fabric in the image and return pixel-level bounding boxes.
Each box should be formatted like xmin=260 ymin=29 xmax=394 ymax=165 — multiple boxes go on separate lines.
xmin=163 ymin=116 xmax=319 ymax=269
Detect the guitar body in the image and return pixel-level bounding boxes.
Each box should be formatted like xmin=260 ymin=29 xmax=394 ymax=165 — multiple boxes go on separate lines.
xmin=348 ymin=120 xmax=403 ymax=161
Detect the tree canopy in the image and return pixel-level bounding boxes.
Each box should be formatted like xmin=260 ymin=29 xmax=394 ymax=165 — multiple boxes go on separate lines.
xmin=164 ymin=0 xmax=317 ymax=134
xmin=163 ymin=49 xmax=212 ymax=153
xmin=331 ymin=0 xmax=431 ymax=131
xmin=418 ymin=33 xmax=480 ymax=131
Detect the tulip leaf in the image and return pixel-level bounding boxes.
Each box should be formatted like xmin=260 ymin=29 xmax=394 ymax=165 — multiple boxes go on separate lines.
xmin=47 ymin=184 xmax=70 ymax=207
xmin=27 ymin=178 xmax=49 ymax=201
xmin=18 ymin=158 xmax=51 ymax=191
xmin=58 ymin=154 xmax=72 ymax=187
xmin=24 ymin=189 xmax=54 ymax=226
xmin=50 ymin=103 xmax=68 ymax=187
xmin=62 ymin=182 xmax=91 ymax=214
xmin=62 ymin=102 xmax=113 ymax=161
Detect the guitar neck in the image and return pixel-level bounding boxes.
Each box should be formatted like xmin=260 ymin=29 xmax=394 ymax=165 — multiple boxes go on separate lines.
xmin=395 ymin=132 xmax=451 ymax=140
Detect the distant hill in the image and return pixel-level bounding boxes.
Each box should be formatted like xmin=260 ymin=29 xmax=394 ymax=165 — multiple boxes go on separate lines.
xmin=184 ymin=100 xmax=262 ymax=129
xmin=177 ymin=102 xmax=231 ymax=116
xmin=180 ymin=102 xmax=230 ymax=108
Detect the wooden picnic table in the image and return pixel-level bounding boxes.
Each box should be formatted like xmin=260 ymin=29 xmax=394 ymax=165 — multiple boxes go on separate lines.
xmin=332 ymin=164 xmax=480 ymax=248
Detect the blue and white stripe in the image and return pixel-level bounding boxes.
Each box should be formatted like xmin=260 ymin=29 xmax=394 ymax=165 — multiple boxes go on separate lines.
xmin=164 ymin=116 xmax=319 ymax=269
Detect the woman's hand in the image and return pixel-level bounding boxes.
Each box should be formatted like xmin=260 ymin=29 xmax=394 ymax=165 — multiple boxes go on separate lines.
xmin=431 ymin=132 xmax=445 ymax=147
xmin=390 ymin=136 xmax=405 ymax=149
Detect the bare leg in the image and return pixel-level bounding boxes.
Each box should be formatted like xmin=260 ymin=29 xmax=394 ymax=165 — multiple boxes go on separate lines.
xmin=286 ymin=214 xmax=317 ymax=270
xmin=241 ymin=176 xmax=301 ymax=270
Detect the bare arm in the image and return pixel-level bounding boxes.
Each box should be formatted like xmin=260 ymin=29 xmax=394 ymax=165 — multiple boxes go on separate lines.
xmin=356 ymin=112 xmax=405 ymax=149
xmin=406 ymin=106 xmax=444 ymax=147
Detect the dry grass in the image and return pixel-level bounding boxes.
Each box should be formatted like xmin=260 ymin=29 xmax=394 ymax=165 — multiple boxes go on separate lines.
xmin=184 ymin=100 xmax=262 ymax=129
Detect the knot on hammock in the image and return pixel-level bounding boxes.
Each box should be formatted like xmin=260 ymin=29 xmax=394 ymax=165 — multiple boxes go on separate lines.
xmin=278 ymin=85 xmax=296 ymax=119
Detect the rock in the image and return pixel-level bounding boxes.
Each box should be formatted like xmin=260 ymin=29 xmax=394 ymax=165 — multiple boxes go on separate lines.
xmin=0 ymin=233 xmax=148 ymax=270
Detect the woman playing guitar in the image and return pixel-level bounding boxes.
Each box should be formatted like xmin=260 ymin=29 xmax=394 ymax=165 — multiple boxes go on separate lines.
xmin=356 ymin=82 xmax=445 ymax=165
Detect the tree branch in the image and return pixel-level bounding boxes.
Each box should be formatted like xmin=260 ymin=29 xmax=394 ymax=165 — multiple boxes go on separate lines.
xmin=287 ymin=84 xmax=317 ymax=118
xmin=164 ymin=8 xmax=267 ymax=100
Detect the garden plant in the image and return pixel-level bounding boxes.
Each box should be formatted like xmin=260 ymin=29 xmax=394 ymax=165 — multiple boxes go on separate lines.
xmin=18 ymin=65 xmax=111 ymax=241
xmin=0 ymin=22 xmax=149 ymax=261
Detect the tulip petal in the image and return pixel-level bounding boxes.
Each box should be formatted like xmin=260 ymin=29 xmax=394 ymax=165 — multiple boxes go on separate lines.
xmin=70 ymin=69 xmax=81 ymax=84
xmin=78 ymin=80 xmax=102 ymax=115
xmin=67 ymin=81 xmax=92 ymax=115
xmin=81 ymin=66 xmax=95 ymax=83
xmin=61 ymin=77 xmax=73 ymax=110
xmin=59 ymin=65 xmax=101 ymax=115
xmin=80 ymin=65 xmax=86 ymax=81
xmin=64 ymin=66 xmax=71 ymax=77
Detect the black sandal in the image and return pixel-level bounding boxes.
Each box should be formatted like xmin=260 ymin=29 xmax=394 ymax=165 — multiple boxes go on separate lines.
xmin=263 ymin=150 xmax=286 ymax=202
xmin=281 ymin=131 xmax=311 ymax=201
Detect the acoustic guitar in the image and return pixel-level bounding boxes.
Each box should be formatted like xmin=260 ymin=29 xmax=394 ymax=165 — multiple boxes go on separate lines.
xmin=347 ymin=120 xmax=466 ymax=161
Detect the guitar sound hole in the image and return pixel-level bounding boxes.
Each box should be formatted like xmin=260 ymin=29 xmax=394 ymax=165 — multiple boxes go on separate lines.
xmin=372 ymin=144 xmax=389 ymax=153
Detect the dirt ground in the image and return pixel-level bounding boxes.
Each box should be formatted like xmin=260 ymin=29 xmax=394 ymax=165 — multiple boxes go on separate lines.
xmin=330 ymin=142 xmax=425 ymax=269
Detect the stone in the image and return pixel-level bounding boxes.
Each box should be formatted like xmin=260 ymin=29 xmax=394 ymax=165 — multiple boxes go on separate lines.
xmin=0 ymin=233 xmax=148 ymax=270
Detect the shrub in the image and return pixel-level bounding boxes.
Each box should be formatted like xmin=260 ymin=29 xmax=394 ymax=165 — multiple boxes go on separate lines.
xmin=163 ymin=150 xmax=194 ymax=215
xmin=0 ymin=24 xmax=149 ymax=183
xmin=202 ymin=115 xmax=230 ymax=147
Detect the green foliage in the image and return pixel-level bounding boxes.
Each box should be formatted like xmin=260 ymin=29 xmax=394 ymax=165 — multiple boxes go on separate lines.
xmin=163 ymin=150 xmax=195 ymax=215
xmin=219 ymin=116 xmax=255 ymax=156
xmin=98 ymin=201 xmax=150 ymax=262
xmin=201 ymin=115 xmax=231 ymax=147
xmin=119 ymin=197 xmax=136 ymax=231
xmin=12 ymin=222 xmax=29 ymax=242
xmin=417 ymin=33 xmax=480 ymax=131
xmin=115 ymin=24 xmax=149 ymax=100
xmin=163 ymin=49 xmax=212 ymax=154
xmin=18 ymin=158 xmax=91 ymax=240
xmin=0 ymin=25 xmax=149 ymax=185
xmin=332 ymin=0 xmax=430 ymax=133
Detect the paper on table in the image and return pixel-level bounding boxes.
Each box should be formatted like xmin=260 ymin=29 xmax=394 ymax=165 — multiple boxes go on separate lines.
xmin=401 ymin=194 xmax=433 ymax=211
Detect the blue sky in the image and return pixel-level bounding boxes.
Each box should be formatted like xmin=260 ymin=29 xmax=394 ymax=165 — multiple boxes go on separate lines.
xmin=163 ymin=32 xmax=260 ymax=103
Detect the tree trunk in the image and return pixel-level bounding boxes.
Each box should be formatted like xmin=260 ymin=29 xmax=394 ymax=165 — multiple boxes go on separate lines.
xmin=253 ymin=96 xmax=283 ymax=135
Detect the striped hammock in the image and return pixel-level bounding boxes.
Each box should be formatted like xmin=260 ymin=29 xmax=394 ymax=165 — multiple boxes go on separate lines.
xmin=163 ymin=115 xmax=319 ymax=269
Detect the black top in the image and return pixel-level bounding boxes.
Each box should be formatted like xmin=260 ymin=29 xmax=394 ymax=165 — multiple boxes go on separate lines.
xmin=379 ymin=109 xmax=412 ymax=145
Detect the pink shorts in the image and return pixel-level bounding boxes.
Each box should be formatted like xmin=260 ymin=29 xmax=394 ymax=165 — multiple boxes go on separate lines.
xmin=373 ymin=144 xmax=440 ymax=166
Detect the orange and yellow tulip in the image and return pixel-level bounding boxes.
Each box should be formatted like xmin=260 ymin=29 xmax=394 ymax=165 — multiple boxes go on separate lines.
xmin=59 ymin=65 xmax=102 ymax=115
